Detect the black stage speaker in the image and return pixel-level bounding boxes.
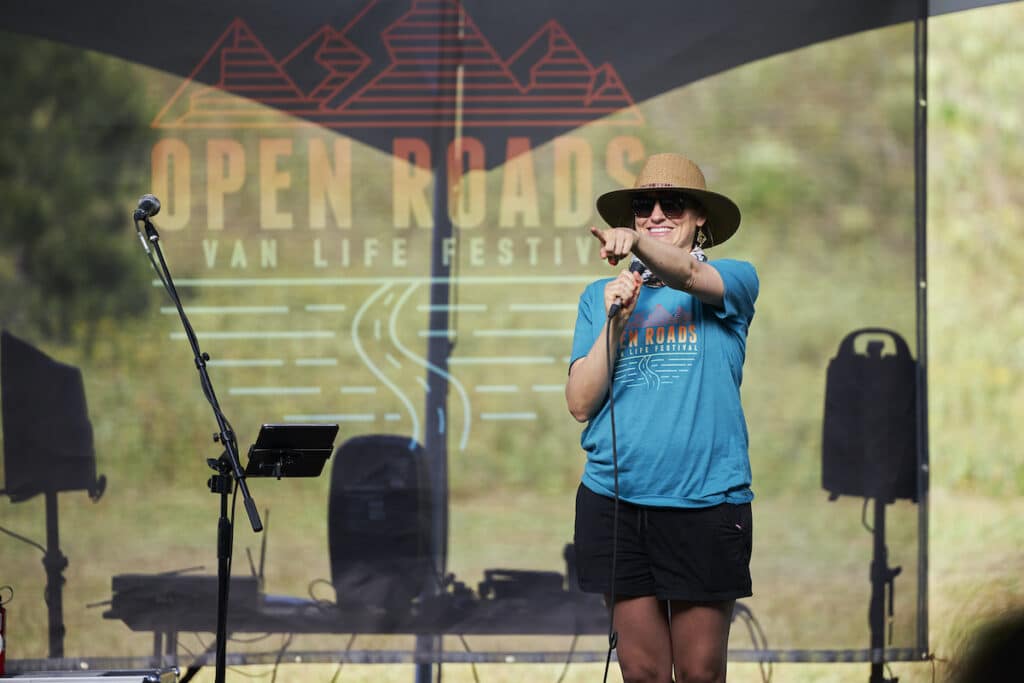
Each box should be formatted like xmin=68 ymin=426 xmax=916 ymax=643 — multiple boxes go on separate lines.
xmin=1 ymin=330 xmax=102 ymax=502
xmin=822 ymin=328 xmax=918 ymax=503
xmin=327 ymin=434 xmax=434 ymax=611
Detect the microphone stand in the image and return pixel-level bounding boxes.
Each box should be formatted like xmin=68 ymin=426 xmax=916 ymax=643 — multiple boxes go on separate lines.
xmin=138 ymin=215 xmax=263 ymax=683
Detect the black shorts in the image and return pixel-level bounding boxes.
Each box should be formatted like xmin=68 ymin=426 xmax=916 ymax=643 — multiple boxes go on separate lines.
xmin=573 ymin=483 xmax=753 ymax=602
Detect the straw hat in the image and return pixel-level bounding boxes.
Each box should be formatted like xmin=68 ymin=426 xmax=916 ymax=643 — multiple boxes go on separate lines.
xmin=596 ymin=153 xmax=741 ymax=247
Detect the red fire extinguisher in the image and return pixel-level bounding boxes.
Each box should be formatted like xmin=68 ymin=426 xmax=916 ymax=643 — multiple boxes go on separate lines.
xmin=0 ymin=584 xmax=12 ymax=676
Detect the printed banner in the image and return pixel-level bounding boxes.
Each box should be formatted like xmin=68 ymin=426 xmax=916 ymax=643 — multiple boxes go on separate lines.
xmin=0 ymin=0 xmax=930 ymax=668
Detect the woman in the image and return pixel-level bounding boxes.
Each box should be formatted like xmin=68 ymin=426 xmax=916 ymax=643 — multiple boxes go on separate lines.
xmin=566 ymin=152 xmax=758 ymax=683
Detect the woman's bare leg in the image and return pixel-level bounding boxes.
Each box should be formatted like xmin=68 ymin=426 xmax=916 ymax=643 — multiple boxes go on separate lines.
xmin=611 ymin=595 xmax=674 ymax=683
xmin=668 ymin=600 xmax=734 ymax=683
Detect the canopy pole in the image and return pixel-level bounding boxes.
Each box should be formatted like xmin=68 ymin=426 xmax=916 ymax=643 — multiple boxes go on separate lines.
xmin=913 ymin=0 xmax=931 ymax=661
xmin=416 ymin=4 xmax=466 ymax=683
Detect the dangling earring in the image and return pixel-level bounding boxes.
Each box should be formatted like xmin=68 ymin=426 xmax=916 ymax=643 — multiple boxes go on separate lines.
xmin=696 ymin=228 xmax=707 ymax=248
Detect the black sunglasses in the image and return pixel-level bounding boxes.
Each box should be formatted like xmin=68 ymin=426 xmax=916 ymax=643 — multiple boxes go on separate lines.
xmin=631 ymin=195 xmax=695 ymax=219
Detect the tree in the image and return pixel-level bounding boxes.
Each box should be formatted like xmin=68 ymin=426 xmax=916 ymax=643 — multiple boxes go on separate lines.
xmin=0 ymin=31 xmax=156 ymax=350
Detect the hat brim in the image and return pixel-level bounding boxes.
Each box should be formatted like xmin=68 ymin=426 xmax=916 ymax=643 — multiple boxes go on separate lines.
xmin=596 ymin=187 xmax=741 ymax=248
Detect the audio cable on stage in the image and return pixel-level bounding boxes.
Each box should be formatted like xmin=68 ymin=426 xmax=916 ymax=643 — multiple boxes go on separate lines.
xmin=597 ymin=259 xmax=643 ymax=680
xmin=601 ymin=308 xmax=622 ymax=683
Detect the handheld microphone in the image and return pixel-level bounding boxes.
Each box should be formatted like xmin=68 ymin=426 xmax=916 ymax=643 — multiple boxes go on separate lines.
xmin=607 ymin=258 xmax=646 ymax=318
xmin=133 ymin=194 xmax=161 ymax=221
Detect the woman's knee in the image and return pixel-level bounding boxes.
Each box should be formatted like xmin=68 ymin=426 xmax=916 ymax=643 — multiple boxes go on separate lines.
xmin=619 ymin=654 xmax=673 ymax=683
xmin=673 ymin=659 xmax=727 ymax=683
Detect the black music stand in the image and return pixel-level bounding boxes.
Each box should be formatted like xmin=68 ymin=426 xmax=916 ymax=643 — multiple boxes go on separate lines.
xmin=244 ymin=424 xmax=338 ymax=479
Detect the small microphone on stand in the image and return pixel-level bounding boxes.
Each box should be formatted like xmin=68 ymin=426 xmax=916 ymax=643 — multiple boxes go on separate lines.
xmin=133 ymin=194 xmax=161 ymax=254
xmin=607 ymin=259 xmax=646 ymax=318
xmin=133 ymin=194 xmax=161 ymax=221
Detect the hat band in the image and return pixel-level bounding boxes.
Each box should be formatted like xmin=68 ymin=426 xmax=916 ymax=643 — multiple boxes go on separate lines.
xmin=637 ymin=182 xmax=706 ymax=191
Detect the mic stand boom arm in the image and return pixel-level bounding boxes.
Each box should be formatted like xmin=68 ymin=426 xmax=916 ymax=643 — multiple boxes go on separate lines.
xmin=140 ymin=216 xmax=262 ymax=683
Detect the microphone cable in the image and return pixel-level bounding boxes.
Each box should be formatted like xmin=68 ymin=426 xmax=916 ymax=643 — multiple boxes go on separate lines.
xmin=601 ymin=308 xmax=622 ymax=683
xmin=600 ymin=260 xmax=643 ymax=681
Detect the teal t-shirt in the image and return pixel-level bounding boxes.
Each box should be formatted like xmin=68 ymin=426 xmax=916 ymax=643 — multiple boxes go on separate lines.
xmin=570 ymin=258 xmax=759 ymax=508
